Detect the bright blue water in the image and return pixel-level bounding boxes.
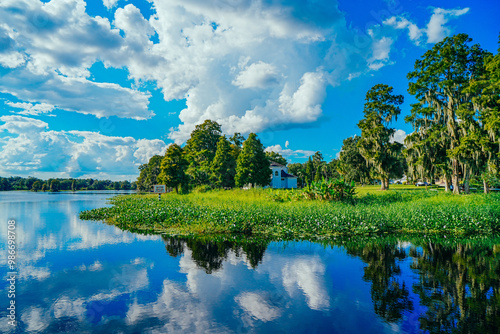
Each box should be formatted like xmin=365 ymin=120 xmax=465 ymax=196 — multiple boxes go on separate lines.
xmin=0 ymin=192 xmax=498 ymax=333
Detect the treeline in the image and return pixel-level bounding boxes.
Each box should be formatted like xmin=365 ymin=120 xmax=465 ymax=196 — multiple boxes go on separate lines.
xmin=139 ymin=33 xmax=499 ymax=195
xmin=137 ymin=121 xmax=273 ymax=193
xmin=294 ymin=33 xmax=500 ymax=194
xmin=0 ymin=176 xmax=136 ymax=192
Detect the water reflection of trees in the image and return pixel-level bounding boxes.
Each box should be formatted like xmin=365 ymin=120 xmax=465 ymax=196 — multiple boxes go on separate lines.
xmin=156 ymin=231 xmax=500 ymax=332
xmin=410 ymin=241 xmax=500 ymax=333
xmin=346 ymin=242 xmax=414 ymax=322
xmin=343 ymin=237 xmax=500 ymax=333
xmin=162 ymin=236 xmax=268 ymax=273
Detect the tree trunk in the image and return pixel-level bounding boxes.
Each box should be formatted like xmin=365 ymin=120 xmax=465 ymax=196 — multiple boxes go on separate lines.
xmin=483 ymin=179 xmax=490 ymax=194
xmin=463 ymin=166 xmax=470 ymax=194
xmin=452 ymin=159 xmax=460 ymax=194
xmin=380 ymin=178 xmax=387 ymax=190
xmin=444 ymin=177 xmax=451 ymax=192
xmin=385 ymin=178 xmax=389 ymax=190
xmin=175 ymin=185 xmax=178 ymax=194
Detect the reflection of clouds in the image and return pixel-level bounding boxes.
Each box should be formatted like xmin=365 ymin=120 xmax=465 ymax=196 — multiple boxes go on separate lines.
xmin=21 ymin=307 xmax=49 ymax=333
xmin=235 ymin=292 xmax=281 ymax=322
xmin=53 ymin=296 xmax=86 ymax=319
xmin=123 ymin=280 xmax=230 ymax=333
xmin=67 ymin=215 xmax=159 ymax=250
xmin=282 ymin=257 xmax=330 ymax=310
xmin=19 ymin=265 xmax=50 ymax=281
xmin=179 ymin=247 xmax=224 ymax=298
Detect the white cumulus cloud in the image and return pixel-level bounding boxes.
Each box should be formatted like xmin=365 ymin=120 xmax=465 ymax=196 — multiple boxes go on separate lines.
xmin=384 ymin=7 xmax=469 ymax=45
xmin=265 ymin=144 xmax=315 ymax=160
xmin=0 ymin=115 xmax=167 ymax=179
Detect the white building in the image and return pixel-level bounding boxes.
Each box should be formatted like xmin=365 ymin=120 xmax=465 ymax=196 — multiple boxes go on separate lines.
xmin=270 ymin=161 xmax=298 ymax=189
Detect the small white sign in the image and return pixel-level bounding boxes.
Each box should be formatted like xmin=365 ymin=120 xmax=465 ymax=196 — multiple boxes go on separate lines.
xmin=153 ymin=185 xmax=166 ymax=193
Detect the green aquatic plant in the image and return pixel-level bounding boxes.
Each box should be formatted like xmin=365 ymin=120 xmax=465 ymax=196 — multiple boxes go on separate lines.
xmin=79 ymin=189 xmax=500 ymax=238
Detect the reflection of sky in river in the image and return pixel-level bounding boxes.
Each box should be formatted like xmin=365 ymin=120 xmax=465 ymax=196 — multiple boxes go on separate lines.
xmin=0 ymin=191 xmax=425 ymax=333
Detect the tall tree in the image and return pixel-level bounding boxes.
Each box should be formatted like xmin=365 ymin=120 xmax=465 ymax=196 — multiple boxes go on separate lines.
xmin=235 ymin=133 xmax=271 ymax=187
xmin=338 ymin=136 xmax=371 ymax=184
xmin=136 ymin=155 xmax=163 ymax=192
xmin=31 ymin=180 xmax=42 ymax=192
xmin=158 ymin=144 xmax=189 ymax=194
xmin=357 ymin=84 xmax=404 ymax=190
xmin=466 ymin=35 xmax=500 ymax=193
xmin=211 ymin=136 xmax=237 ymax=188
xmin=305 ymin=156 xmax=314 ymax=184
xmin=407 ymin=33 xmax=489 ymax=193
xmin=49 ymin=179 xmax=60 ymax=192
xmin=184 ymin=120 xmax=222 ymax=186
xmin=229 ymin=132 xmax=246 ymax=162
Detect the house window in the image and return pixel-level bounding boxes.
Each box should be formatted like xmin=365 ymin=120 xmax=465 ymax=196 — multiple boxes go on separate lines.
xmin=275 ymin=171 xmax=279 ymax=176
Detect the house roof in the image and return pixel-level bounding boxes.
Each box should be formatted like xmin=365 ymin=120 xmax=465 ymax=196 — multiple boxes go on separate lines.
xmin=270 ymin=161 xmax=285 ymax=167
xmin=281 ymin=170 xmax=297 ymax=178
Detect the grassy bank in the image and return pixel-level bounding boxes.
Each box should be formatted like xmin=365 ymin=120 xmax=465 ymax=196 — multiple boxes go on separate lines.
xmin=79 ymin=187 xmax=500 ymax=238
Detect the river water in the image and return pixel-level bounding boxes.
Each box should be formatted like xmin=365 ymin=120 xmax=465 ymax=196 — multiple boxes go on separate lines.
xmin=0 ymin=191 xmax=498 ymax=333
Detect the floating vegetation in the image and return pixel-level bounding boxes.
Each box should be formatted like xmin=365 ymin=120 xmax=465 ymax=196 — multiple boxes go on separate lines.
xmin=79 ymin=189 xmax=500 ymax=238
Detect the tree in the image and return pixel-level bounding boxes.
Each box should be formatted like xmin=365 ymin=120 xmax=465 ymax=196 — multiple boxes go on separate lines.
xmin=41 ymin=183 xmax=47 ymax=192
xmin=407 ymin=33 xmax=489 ymax=193
xmin=71 ymin=180 xmax=76 ymax=191
xmin=211 ymin=136 xmax=237 ymax=188
xmin=305 ymin=156 xmax=314 ymax=184
xmin=465 ymin=35 xmax=500 ymax=193
xmin=265 ymin=150 xmax=287 ymax=166
xmin=184 ymin=120 xmax=222 ymax=186
xmin=31 ymin=180 xmax=42 ymax=192
xmin=229 ymin=132 xmax=246 ymax=162
xmin=288 ymin=162 xmax=306 ymax=187
xmin=158 ymin=144 xmax=189 ymax=194
xmin=338 ymin=136 xmax=371 ymax=184
xmin=49 ymin=179 xmax=60 ymax=192
xmin=136 ymin=155 xmax=163 ymax=192
xmin=357 ymin=84 xmax=404 ymax=190
xmin=235 ymin=133 xmax=271 ymax=187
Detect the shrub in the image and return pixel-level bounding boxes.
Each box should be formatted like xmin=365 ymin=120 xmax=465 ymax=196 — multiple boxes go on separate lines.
xmin=302 ymin=178 xmax=356 ymax=204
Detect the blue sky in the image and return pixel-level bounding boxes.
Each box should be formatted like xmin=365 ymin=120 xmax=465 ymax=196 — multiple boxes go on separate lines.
xmin=0 ymin=0 xmax=498 ymax=180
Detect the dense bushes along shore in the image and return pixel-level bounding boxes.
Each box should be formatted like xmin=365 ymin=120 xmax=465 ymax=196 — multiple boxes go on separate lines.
xmin=80 ymin=188 xmax=500 ymax=238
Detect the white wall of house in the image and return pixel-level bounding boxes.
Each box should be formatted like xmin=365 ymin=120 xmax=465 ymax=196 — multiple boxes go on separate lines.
xmin=271 ymin=166 xmax=282 ymax=188
xmin=270 ymin=165 xmax=297 ymax=189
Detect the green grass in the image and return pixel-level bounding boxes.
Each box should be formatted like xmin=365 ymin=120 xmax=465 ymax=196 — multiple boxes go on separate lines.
xmin=79 ymin=187 xmax=500 ymax=238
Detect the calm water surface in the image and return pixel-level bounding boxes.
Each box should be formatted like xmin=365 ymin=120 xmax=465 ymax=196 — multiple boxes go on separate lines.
xmin=0 ymin=191 xmax=498 ymax=333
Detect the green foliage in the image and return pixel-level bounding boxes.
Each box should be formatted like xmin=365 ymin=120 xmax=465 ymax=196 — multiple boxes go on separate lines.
xmin=80 ymin=190 xmax=500 ymax=238
xmin=357 ymin=84 xmax=404 ymax=190
xmin=211 ymin=136 xmax=236 ymax=188
xmin=136 ymin=155 xmax=163 ymax=192
xmin=235 ymin=133 xmax=271 ymax=187
xmin=31 ymin=180 xmax=42 ymax=192
xmin=302 ymin=178 xmax=356 ymax=204
xmin=265 ymin=150 xmax=287 ymax=166
xmin=407 ymin=33 xmax=491 ymax=193
xmin=339 ymin=136 xmax=371 ymax=183
xmin=49 ymin=179 xmax=60 ymax=192
xmin=184 ymin=120 xmax=222 ymax=186
xmin=158 ymin=144 xmax=189 ymax=194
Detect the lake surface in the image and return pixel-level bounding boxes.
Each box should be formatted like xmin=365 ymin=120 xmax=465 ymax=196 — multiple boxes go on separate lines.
xmin=0 ymin=191 xmax=499 ymax=333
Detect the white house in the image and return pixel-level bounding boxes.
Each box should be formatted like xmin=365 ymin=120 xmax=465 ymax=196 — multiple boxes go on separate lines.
xmin=270 ymin=161 xmax=297 ymax=189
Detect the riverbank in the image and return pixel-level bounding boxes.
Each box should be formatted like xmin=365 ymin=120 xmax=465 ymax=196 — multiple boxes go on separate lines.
xmin=79 ymin=188 xmax=500 ymax=238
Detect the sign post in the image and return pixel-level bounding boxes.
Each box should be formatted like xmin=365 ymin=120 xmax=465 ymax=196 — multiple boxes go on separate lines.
xmin=153 ymin=185 xmax=166 ymax=201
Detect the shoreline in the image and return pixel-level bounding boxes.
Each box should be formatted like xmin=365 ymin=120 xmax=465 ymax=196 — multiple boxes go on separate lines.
xmin=79 ymin=189 xmax=500 ymax=238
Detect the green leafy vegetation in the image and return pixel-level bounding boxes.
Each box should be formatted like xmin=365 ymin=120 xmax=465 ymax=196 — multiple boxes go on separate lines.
xmin=80 ymin=188 xmax=500 ymax=238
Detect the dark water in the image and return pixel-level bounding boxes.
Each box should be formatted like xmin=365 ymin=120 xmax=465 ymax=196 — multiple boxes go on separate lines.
xmin=0 ymin=191 xmax=499 ymax=333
